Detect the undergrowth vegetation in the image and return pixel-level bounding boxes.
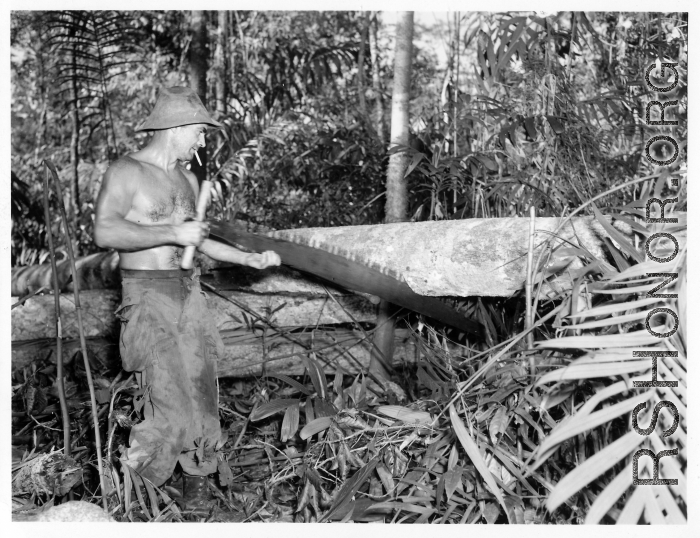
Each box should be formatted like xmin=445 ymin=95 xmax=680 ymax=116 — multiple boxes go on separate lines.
xmin=12 ymin=173 xmax=686 ymax=522
xmin=11 ymin=10 xmax=687 ymax=524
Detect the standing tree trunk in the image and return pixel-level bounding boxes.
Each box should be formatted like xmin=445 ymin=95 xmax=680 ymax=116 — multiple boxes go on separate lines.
xmin=369 ymin=12 xmax=386 ymax=144
xmin=452 ymin=12 xmax=461 ymax=213
xmin=453 ymin=11 xmax=460 ymax=159
xmin=89 ymin=12 xmax=118 ymax=163
xmin=440 ymin=14 xmax=456 ymax=158
xmin=384 ymin=12 xmax=413 ymax=223
xmin=34 ymin=24 xmax=48 ymax=164
xmin=214 ymin=10 xmax=228 ymax=116
xmin=370 ymin=11 xmax=414 ymax=382
xmin=357 ymin=11 xmax=370 ymax=117
xmin=189 ymin=10 xmax=209 ymax=183
xmin=69 ymin=39 xmax=81 ymax=254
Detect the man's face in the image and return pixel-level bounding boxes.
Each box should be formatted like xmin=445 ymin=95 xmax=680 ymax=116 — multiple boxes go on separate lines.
xmin=172 ymin=124 xmax=208 ymax=161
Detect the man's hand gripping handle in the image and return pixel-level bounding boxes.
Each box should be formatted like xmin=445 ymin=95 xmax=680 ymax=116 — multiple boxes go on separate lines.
xmin=180 ymin=179 xmax=212 ymax=270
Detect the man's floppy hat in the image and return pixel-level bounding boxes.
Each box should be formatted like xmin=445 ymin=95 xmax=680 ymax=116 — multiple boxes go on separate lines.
xmin=136 ymin=86 xmax=223 ymax=132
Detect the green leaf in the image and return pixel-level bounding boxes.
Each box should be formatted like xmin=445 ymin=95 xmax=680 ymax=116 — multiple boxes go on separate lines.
xmin=566 ymin=309 xmax=653 ymax=330
xmin=591 ymin=204 xmax=644 ymax=263
xmin=536 ymin=356 xmax=651 ymax=385
xmin=482 ymin=501 xmax=500 ymax=524
xmin=615 ymin=485 xmax=646 ymax=523
xmin=568 ymin=297 xmax=662 ymax=319
xmin=376 ymin=463 xmax=395 ymax=495
xmin=217 ymin=459 xmax=235 ymax=487
xmin=535 ymin=328 xmax=662 ymax=349
xmin=280 ymin=403 xmax=300 ymax=442
xmin=376 ymin=405 xmax=433 ymax=425
xmin=435 ymin=473 xmax=446 ymax=506
xmin=534 ymin=390 xmax=653 ymax=467
xmin=475 ymin=154 xmax=498 ymax=171
xmin=265 ymin=373 xmax=312 ymax=396
xmin=302 ymin=354 xmax=326 ymax=399
xmin=523 ymin=116 xmax=539 ymax=140
xmin=607 ymin=261 xmax=676 ymax=283
xmin=584 ymin=461 xmax=633 ymax=524
xmin=126 ymin=465 xmax=151 ymax=519
xmin=142 ymin=477 xmax=160 ymax=519
xmin=488 ymin=405 xmax=509 ymax=445
xmin=299 ymin=416 xmax=332 ymax=440
xmin=449 ymin=404 xmax=506 ymax=511
xmin=498 ymin=124 xmax=510 ymax=148
xmin=495 ymin=18 xmax=527 ymax=74
xmin=485 ymin=35 xmax=498 ymax=80
xmin=123 ymin=462 xmax=133 ymax=517
xmin=546 ymin=115 xmax=565 ymax=134
xmin=404 ymin=151 xmax=425 ymax=178
xmin=249 ymin=399 xmax=299 ymax=421
xmin=545 ymin=430 xmax=642 ymax=512
xmin=319 ymin=455 xmax=380 ymax=522
xmin=444 ymin=467 xmax=463 ymax=501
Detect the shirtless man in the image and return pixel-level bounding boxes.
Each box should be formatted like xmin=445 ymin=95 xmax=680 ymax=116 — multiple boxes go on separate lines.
xmin=94 ymin=87 xmax=280 ymax=508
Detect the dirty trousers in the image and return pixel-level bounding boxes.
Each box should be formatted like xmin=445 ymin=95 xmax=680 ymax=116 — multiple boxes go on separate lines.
xmin=117 ymin=269 xmax=225 ymax=487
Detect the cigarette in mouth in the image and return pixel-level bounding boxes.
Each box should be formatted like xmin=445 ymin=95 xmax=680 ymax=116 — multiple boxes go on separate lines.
xmin=194 ymin=149 xmax=202 ymax=167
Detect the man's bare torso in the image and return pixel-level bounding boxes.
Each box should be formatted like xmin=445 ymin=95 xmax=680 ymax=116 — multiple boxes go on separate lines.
xmin=119 ymin=154 xmax=197 ymax=270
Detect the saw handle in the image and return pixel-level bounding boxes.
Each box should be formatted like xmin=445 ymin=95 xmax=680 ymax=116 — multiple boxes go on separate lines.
xmin=180 ymin=180 xmax=212 ymax=270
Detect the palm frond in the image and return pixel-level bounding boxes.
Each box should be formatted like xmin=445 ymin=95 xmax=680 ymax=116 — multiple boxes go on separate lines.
xmin=532 ymin=198 xmax=687 ymax=523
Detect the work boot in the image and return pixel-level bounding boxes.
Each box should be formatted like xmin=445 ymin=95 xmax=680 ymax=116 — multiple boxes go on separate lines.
xmin=182 ymin=474 xmax=215 ymax=512
xmin=162 ymin=473 xmax=183 ymax=500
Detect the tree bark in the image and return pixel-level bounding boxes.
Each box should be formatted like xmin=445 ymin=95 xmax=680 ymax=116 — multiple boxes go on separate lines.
xmin=214 ymin=10 xmax=228 ymax=116
xmin=372 ymin=11 xmax=414 ymax=382
xmin=357 ymin=11 xmax=369 ymax=117
xmin=453 ymin=12 xmax=460 ymax=159
xmin=384 ymin=12 xmax=413 ymax=223
xmin=11 ymin=289 xmax=376 ymax=342
xmin=69 ymin=39 xmax=81 ymax=255
xmin=12 ymin=329 xmax=421 ymax=378
xmin=189 ymin=10 xmax=209 ymax=183
xmin=33 ymin=19 xmax=47 ymax=164
xmin=369 ymin=12 xmax=386 ymax=144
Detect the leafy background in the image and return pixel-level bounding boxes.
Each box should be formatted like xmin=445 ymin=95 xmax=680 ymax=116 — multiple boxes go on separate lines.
xmin=11 ymin=10 xmax=687 ymax=523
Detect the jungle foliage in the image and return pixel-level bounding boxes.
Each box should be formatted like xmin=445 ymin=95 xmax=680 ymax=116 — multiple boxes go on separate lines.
xmin=11 ymin=10 xmax=687 ymax=524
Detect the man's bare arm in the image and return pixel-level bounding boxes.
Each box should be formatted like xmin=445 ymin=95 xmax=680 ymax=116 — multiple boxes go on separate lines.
xmin=198 ymin=239 xmax=281 ymax=269
xmin=94 ymin=160 xmax=207 ymax=251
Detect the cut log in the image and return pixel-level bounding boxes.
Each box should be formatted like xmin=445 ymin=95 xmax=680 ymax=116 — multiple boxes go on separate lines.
xmin=11 ymin=251 xmax=120 ymax=296
xmin=10 ymin=250 xmax=347 ymax=297
xmin=11 ymin=329 xmax=419 ymax=377
xmin=12 ymin=215 xmax=687 ymax=300
xmin=211 ymin=221 xmax=483 ymax=335
xmin=209 ymin=216 xmax=684 ymax=328
xmin=11 ymin=289 xmax=376 ymax=342
xmin=266 ymin=217 xmax=638 ymax=297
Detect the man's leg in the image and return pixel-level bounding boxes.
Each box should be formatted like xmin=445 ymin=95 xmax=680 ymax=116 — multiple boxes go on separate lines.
xmin=177 ymin=278 xmax=223 ymax=478
xmin=118 ymin=275 xmax=195 ymax=487
xmin=124 ymin=335 xmax=195 ymax=486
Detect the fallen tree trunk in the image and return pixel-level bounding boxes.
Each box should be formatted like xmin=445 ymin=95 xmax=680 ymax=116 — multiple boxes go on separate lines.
xmin=267 ymin=217 xmax=634 ymax=297
xmin=14 ymin=215 xmax=673 ymax=299
xmin=213 ymin=221 xmax=482 ymax=335
xmin=11 ymin=251 xmax=120 ymax=297
xmin=10 ymin=250 xmax=346 ymax=297
xmin=11 ymin=289 xmax=376 ymax=342
xmin=12 ymin=328 xmax=419 ymax=377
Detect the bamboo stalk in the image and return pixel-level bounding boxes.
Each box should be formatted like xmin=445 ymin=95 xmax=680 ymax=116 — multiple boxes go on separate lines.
xmin=44 ymin=159 xmax=108 ymax=511
xmin=42 ymin=168 xmax=71 ymax=457
xmin=566 ymin=12 xmax=578 ymax=81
